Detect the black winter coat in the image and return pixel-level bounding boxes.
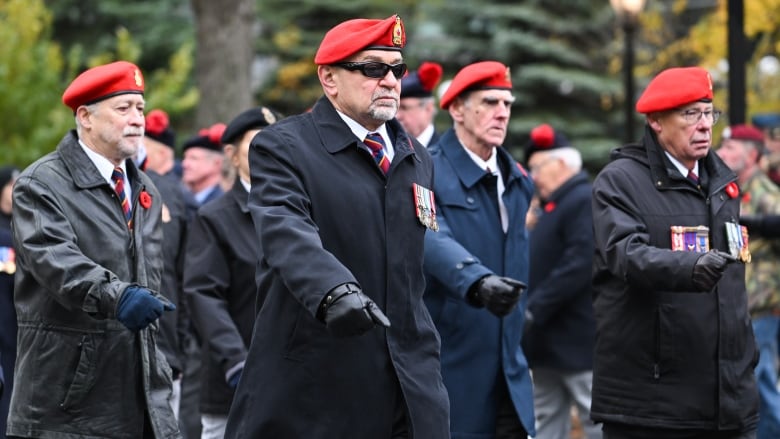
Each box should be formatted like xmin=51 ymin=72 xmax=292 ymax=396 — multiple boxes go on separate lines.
xmin=523 ymin=171 xmax=595 ymax=372
xmin=590 ymin=126 xmax=758 ymax=431
xmin=224 ymin=97 xmax=450 ymax=438
xmin=184 ymin=181 xmax=257 ymax=415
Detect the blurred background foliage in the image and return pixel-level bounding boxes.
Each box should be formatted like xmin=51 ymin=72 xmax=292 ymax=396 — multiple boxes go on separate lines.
xmin=2 ymin=0 xmax=779 ymax=174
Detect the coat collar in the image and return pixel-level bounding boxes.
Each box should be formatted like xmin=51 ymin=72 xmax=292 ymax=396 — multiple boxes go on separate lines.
xmin=229 ymin=177 xmax=250 ymax=214
xmin=436 ymin=128 xmax=525 ymax=189
xmin=58 ymin=130 xmax=141 ymax=191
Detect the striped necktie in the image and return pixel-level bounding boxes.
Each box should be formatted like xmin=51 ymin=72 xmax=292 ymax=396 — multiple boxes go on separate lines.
xmin=365 ymin=132 xmax=390 ymax=175
xmin=112 ymin=167 xmax=132 ymax=228
xmin=687 ymin=169 xmax=699 ymax=184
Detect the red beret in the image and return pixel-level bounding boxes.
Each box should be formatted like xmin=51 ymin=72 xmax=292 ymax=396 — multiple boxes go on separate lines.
xmin=635 ymin=67 xmax=713 ymax=114
xmin=62 ymin=61 xmax=144 ymax=112
xmin=722 ymin=124 xmax=765 ymax=143
xmin=314 ymin=15 xmax=405 ymax=65
xmin=440 ymin=61 xmax=512 ymax=110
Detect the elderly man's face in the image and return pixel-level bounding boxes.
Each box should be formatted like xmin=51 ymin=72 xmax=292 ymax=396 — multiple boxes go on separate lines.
xmin=397 ymin=97 xmax=435 ymax=138
xmin=80 ymin=94 xmax=145 ymax=165
xmin=649 ymin=102 xmax=716 ymax=170
xmin=451 ymin=89 xmax=513 ymax=152
xmin=320 ymin=50 xmax=403 ymax=132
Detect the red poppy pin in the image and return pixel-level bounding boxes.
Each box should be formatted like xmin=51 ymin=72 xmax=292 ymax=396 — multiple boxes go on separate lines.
xmin=139 ymin=190 xmax=152 ymax=209
xmin=742 ymin=191 xmax=751 ymax=204
xmin=725 ymin=182 xmax=739 ymax=199
xmin=543 ymin=201 xmax=556 ymax=213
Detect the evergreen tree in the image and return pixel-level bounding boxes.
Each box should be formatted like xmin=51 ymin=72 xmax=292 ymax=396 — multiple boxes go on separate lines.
xmin=404 ymin=0 xmax=624 ymax=170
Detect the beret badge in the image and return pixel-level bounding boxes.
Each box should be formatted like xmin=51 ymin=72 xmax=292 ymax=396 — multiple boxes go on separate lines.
xmin=262 ymin=107 xmax=277 ymax=125
xmin=134 ymin=68 xmax=143 ymax=87
xmin=392 ymin=16 xmax=403 ymax=47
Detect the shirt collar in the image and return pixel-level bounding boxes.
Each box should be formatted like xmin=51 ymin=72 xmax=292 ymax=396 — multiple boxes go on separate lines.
xmin=79 ymin=139 xmax=127 ymax=185
xmin=462 ymin=143 xmax=499 ymax=176
xmin=335 ymin=110 xmax=393 ymax=158
xmin=664 ymin=151 xmax=698 ymax=178
xmin=417 ymin=124 xmax=435 ymax=147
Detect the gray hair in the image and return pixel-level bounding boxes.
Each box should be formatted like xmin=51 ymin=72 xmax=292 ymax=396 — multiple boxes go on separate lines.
xmin=547 ymin=146 xmax=582 ymax=172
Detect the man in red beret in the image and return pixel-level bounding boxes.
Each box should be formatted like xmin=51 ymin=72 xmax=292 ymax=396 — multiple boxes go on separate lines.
xmin=422 ymin=60 xmax=536 ymax=438
xmin=396 ymin=61 xmax=443 ymax=147
xmin=591 ymin=66 xmax=758 ymax=438
xmin=224 ymin=15 xmax=449 ymax=439
xmin=8 ymin=61 xmax=180 ymax=438
xmin=717 ymin=124 xmax=780 ymax=439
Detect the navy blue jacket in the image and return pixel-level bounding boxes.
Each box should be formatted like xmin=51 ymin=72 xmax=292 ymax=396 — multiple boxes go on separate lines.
xmin=423 ymin=128 xmax=536 ymax=438
xmin=522 ymin=171 xmax=596 ymax=371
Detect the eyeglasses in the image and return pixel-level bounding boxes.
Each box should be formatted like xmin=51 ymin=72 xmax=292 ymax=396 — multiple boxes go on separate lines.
xmin=334 ymin=62 xmax=407 ymax=79
xmin=679 ymin=108 xmax=722 ymax=125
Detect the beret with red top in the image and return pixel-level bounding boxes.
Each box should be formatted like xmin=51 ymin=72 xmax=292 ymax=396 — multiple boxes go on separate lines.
xmin=721 ymin=124 xmax=765 ymax=143
xmin=635 ymin=66 xmax=713 ymax=114
xmin=314 ymin=15 xmax=405 ymax=65
xmin=62 ymin=61 xmax=144 ymax=112
xmin=182 ymin=123 xmax=227 ymax=153
xmin=401 ymin=61 xmax=443 ymax=99
xmin=524 ymin=123 xmax=572 ymax=163
xmin=144 ymin=109 xmax=176 ymax=149
xmin=440 ymin=61 xmax=512 ymax=110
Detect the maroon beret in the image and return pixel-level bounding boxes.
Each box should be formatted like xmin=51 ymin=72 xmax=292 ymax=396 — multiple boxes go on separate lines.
xmin=440 ymin=61 xmax=512 ymax=110
xmin=635 ymin=67 xmax=713 ymax=114
xmin=62 ymin=61 xmax=144 ymax=112
xmin=314 ymin=15 xmax=405 ymax=65
xmin=722 ymin=124 xmax=765 ymax=143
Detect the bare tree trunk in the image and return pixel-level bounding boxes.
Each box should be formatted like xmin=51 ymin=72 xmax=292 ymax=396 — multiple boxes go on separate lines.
xmin=190 ymin=0 xmax=255 ymax=127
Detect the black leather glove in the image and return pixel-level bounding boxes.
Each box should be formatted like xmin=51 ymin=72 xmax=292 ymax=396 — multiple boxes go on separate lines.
xmin=467 ymin=275 xmax=526 ymax=317
xmin=692 ymin=250 xmax=735 ymax=292
xmin=317 ymin=283 xmax=391 ymax=337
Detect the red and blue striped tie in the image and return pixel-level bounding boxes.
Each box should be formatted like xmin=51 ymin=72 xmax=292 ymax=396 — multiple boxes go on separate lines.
xmin=365 ymin=133 xmax=390 ymax=175
xmin=112 ymin=167 xmax=132 ymax=228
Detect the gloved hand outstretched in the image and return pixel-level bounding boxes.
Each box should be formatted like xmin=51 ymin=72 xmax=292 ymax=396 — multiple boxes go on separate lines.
xmin=317 ymin=283 xmax=391 ymax=337
xmin=117 ymin=285 xmax=176 ymax=332
xmin=692 ymin=250 xmax=735 ymax=292
xmin=468 ymin=275 xmax=526 ymax=317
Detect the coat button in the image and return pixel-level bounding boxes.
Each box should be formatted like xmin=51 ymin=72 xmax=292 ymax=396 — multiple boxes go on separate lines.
xmin=456 ymin=263 xmax=464 ymax=269
xmin=466 ymin=197 xmax=475 ymax=204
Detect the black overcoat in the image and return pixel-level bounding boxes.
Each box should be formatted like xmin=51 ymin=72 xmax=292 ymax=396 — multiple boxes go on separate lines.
xmin=224 ymin=97 xmax=450 ymax=438
xmin=591 ymin=126 xmax=758 ymax=431
xmin=184 ymin=181 xmax=257 ymax=415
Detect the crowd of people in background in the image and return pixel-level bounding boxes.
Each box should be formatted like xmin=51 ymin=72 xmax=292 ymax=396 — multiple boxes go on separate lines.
xmin=2 ymin=12 xmax=780 ymax=439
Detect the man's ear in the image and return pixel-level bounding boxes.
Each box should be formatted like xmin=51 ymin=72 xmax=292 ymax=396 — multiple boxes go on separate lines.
xmin=319 ymin=65 xmax=338 ymax=98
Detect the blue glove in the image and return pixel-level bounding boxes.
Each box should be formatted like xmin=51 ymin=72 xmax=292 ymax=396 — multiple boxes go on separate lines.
xmin=117 ymin=286 xmax=176 ymax=332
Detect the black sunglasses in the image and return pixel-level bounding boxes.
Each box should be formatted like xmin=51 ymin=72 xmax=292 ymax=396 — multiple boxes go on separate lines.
xmin=334 ymin=62 xmax=407 ymax=79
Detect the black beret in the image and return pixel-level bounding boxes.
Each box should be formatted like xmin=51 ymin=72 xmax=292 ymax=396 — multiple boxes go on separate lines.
xmin=401 ymin=62 xmax=443 ymax=99
xmin=144 ymin=109 xmax=176 ymax=149
xmin=524 ymin=124 xmax=571 ymax=164
xmin=182 ymin=123 xmax=226 ymax=153
xmin=221 ymin=106 xmax=282 ymax=145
